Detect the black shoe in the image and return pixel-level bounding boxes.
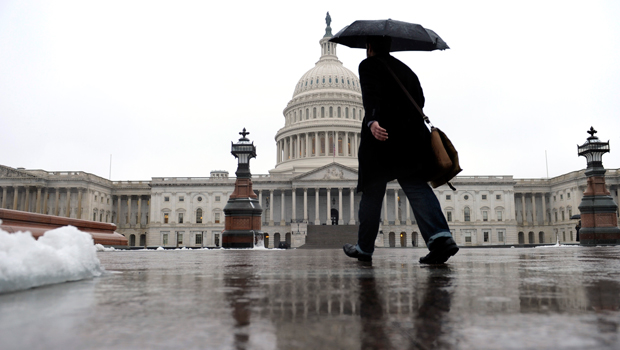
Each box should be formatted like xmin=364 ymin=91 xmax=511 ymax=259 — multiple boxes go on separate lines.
xmin=343 ymin=243 xmax=372 ymax=262
xmin=419 ymin=238 xmax=459 ymax=264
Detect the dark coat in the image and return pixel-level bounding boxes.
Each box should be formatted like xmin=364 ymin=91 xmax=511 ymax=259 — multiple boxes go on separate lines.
xmin=357 ymin=54 xmax=433 ymax=192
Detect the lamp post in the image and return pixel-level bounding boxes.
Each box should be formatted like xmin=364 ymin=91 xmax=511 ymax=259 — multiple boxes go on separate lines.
xmin=222 ymin=128 xmax=265 ymax=248
xmin=577 ymin=127 xmax=620 ymax=245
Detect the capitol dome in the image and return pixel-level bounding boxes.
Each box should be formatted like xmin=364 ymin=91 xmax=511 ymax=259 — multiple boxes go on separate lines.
xmin=270 ymin=15 xmax=364 ymax=175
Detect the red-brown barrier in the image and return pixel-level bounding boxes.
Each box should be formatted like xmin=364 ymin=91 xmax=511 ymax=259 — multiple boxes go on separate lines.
xmin=0 ymin=208 xmax=128 ymax=247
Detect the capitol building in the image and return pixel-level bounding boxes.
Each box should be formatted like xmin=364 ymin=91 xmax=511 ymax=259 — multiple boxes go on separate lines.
xmin=1 ymin=20 xmax=619 ymax=249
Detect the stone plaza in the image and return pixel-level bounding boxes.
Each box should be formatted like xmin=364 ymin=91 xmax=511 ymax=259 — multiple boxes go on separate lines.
xmin=1 ymin=246 xmax=620 ymax=349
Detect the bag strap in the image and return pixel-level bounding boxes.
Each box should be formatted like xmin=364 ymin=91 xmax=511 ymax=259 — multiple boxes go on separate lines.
xmin=381 ymin=60 xmax=435 ymax=129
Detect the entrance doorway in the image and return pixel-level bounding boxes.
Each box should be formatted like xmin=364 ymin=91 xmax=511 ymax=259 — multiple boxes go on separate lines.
xmin=331 ymin=208 xmax=339 ymax=225
xmin=400 ymin=232 xmax=407 ymax=247
xmin=389 ymin=232 xmax=395 ymax=247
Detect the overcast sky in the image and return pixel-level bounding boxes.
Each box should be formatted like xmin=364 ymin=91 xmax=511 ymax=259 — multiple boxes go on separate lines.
xmin=1 ymin=0 xmax=618 ymax=181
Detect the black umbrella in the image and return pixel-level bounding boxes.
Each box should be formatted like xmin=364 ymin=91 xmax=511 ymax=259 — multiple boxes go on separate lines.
xmin=570 ymin=214 xmax=581 ymax=220
xmin=329 ymin=19 xmax=449 ymax=52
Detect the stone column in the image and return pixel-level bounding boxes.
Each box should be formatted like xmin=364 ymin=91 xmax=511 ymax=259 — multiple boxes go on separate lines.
xmin=35 ymin=187 xmax=42 ymax=213
xmin=138 ymin=196 xmax=142 ymax=226
xmin=280 ymin=189 xmax=285 ymax=225
xmin=77 ymin=188 xmax=83 ymax=219
xmin=55 ymin=189 xmax=60 ymax=216
xmin=349 ymin=188 xmax=355 ymax=225
xmin=314 ymin=133 xmax=319 ymax=157
xmin=338 ymin=187 xmax=343 ymax=225
xmin=12 ymin=186 xmax=18 ymax=210
xmin=324 ymin=132 xmax=328 ymax=156
xmin=542 ymin=194 xmax=548 ymax=225
xmin=1 ymin=186 xmax=7 ymax=209
xmin=258 ymin=190 xmax=263 ymax=222
xmin=65 ymin=188 xmax=71 ymax=218
xmin=303 ymin=188 xmax=308 ymax=222
xmin=291 ymin=188 xmax=297 ymax=222
xmin=269 ymin=190 xmax=274 ymax=225
xmin=117 ymin=195 xmax=121 ymax=224
xmin=43 ymin=188 xmax=49 ymax=214
xmin=24 ymin=186 xmax=30 ymax=212
xmin=406 ymin=195 xmax=411 ymax=225
xmin=521 ymin=194 xmax=527 ymax=226
xmin=532 ymin=193 xmax=537 ymax=226
xmin=326 ymin=188 xmax=331 ymax=225
xmin=127 ymin=196 xmax=132 ymax=226
xmin=315 ymin=188 xmax=320 ymax=225
xmin=383 ymin=191 xmax=388 ymax=225
xmin=394 ymin=189 xmax=400 ymax=225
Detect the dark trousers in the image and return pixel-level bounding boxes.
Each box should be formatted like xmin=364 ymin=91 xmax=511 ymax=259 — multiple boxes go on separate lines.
xmin=356 ymin=176 xmax=453 ymax=256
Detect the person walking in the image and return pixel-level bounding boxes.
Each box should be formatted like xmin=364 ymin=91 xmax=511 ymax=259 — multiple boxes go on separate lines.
xmin=342 ymin=35 xmax=458 ymax=264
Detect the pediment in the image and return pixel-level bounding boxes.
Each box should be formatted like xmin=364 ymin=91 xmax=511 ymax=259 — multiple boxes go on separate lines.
xmin=0 ymin=165 xmax=38 ymax=179
xmin=293 ymin=163 xmax=358 ymax=181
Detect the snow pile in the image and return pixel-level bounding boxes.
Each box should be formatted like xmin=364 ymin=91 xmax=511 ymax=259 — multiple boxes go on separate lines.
xmin=95 ymin=244 xmax=116 ymax=252
xmin=156 ymin=246 xmax=165 ymax=251
xmin=0 ymin=226 xmax=103 ymax=294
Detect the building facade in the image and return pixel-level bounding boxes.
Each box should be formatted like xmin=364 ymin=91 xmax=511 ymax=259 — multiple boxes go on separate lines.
xmin=1 ymin=19 xmax=619 ymax=248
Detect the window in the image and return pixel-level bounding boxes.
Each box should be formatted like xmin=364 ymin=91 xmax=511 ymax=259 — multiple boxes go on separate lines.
xmin=163 ymin=233 xmax=168 ymax=245
xmin=568 ymin=192 xmax=571 ymax=199
xmin=465 ymin=231 xmax=472 ymax=243
xmin=568 ymin=208 xmax=572 ymax=218
xmin=562 ymin=231 xmax=566 ymax=241
xmin=196 ymin=209 xmax=203 ymax=223
xmin=561 ymin=211 xmax=565 ymax=221
xmin=554 ymin=196 xmax=556 ymax=202
xmin=101 ymin=197 xmax=103 ymax=203
xmin=146 ymin=214 xmax=149 ymax=224
xmin=178 ymin=213 xmax=184 ymax=224
xmin=215 ymin=212 xmax=221 ymax=224
xmin=446 ymin=195 xmax=451 ymax=200
xmin=177 ymin=232 xmax=183 ymax=245
xmin=196 ymin=233 xmax=203 ymax=245
xmin=215 ymin=196 xmax=221 ymax=202
xmin=464 ymin=195 xmax=469 ymax=200
xmin=446 ymin=211 xmax=453 ymax=222
xmin=126 ymin=215 xmax=129 ymax=224
xmin=482 ymin=195 xmax=487 ymax=200
xmin=497 ymin=211 xmax=503 ymax=221
xmin=483 ymin=231 xmax=490 ymax=242
xmin=555 ymin=212 xmax=558 ymax=222
xmin=164 ymin=213 xmax=169 ymax=224
xmin=107 ymin=198 xmax=110 ymax=204
xmin=179 ymin=196 xmax=184 ymax=202
xmin=198 ymin=196 xmax=202 ymax=202
xmin=93 ymin=212 xmax=97 ymax=221
xmin=464 ymin=207 xmax=471 ymax=222
xmin=498 ymin=230 xmax=505 ymax=242
xmin=496 ymin=194 xmax=501 ymax=200
xmin=483 ymin=211 xmax=488 ymax=221
xmin=560 ymin=194 xmax=563 ymax=200
xmin=95 ymin=195 xmax=98 ymax=202
xmin=164 ymin=196 xmax=170 ymax=202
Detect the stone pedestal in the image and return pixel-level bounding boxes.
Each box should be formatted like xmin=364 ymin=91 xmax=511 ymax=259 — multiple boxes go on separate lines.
xmin=577 ymin=127 xmax=620 ymax=245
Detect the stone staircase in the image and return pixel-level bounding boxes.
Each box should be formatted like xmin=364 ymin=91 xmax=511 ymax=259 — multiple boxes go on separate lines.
xmin=299 ymin=225 xmax=359 ymax=249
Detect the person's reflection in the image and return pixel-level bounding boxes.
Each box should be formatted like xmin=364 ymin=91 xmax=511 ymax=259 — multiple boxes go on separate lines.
xmin=358 ymin=266 xmax=392 ymax=350
xmin=411 ymin=266 xmax=455 ymax=349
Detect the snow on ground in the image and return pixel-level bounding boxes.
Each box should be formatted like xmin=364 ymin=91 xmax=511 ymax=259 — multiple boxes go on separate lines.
xmin=0 ymin=225 xmax=103 ymax=294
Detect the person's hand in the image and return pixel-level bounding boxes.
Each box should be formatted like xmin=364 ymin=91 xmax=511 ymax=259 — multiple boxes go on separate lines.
xmin=370 ymin=121 xmax=388 ymax=141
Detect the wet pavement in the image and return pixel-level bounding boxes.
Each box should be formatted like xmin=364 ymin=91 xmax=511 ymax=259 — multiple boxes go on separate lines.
xmin=1 ymin=246 xmax=620 ymax=350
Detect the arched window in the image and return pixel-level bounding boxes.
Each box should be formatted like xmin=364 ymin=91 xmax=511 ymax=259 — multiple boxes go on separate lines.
xmin=337 ymin=107 xmax=341 ymax=118
xmin=306 ymin=108 xmax=309 ymax=120
xmin=196 ymin=208 xmax=203 ymax=224
xmin=464 ymin=207 xmax=471 ymax=222
xmin=313 ymin=107 xmax=317 ymax=118
xmin=329 ymin=106 xmax=333 ymax=118
xmin=345 ymin=107 xmax=349 ymax=118
xmin=329 ymin=134 xmax=334 ymax=155
xmin=321 ymin=107 xmax=325 ymax=118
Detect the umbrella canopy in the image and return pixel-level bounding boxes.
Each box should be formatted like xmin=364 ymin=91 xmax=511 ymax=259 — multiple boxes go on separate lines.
xmin=570 ymin=214 xmax=581 ymax=220
xmin=329 ymin=19 xmax=449 ymax=52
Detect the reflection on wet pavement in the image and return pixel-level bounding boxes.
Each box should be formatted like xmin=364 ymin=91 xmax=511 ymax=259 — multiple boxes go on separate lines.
xmin=1 ymin=247 xmax=620 ymax=349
